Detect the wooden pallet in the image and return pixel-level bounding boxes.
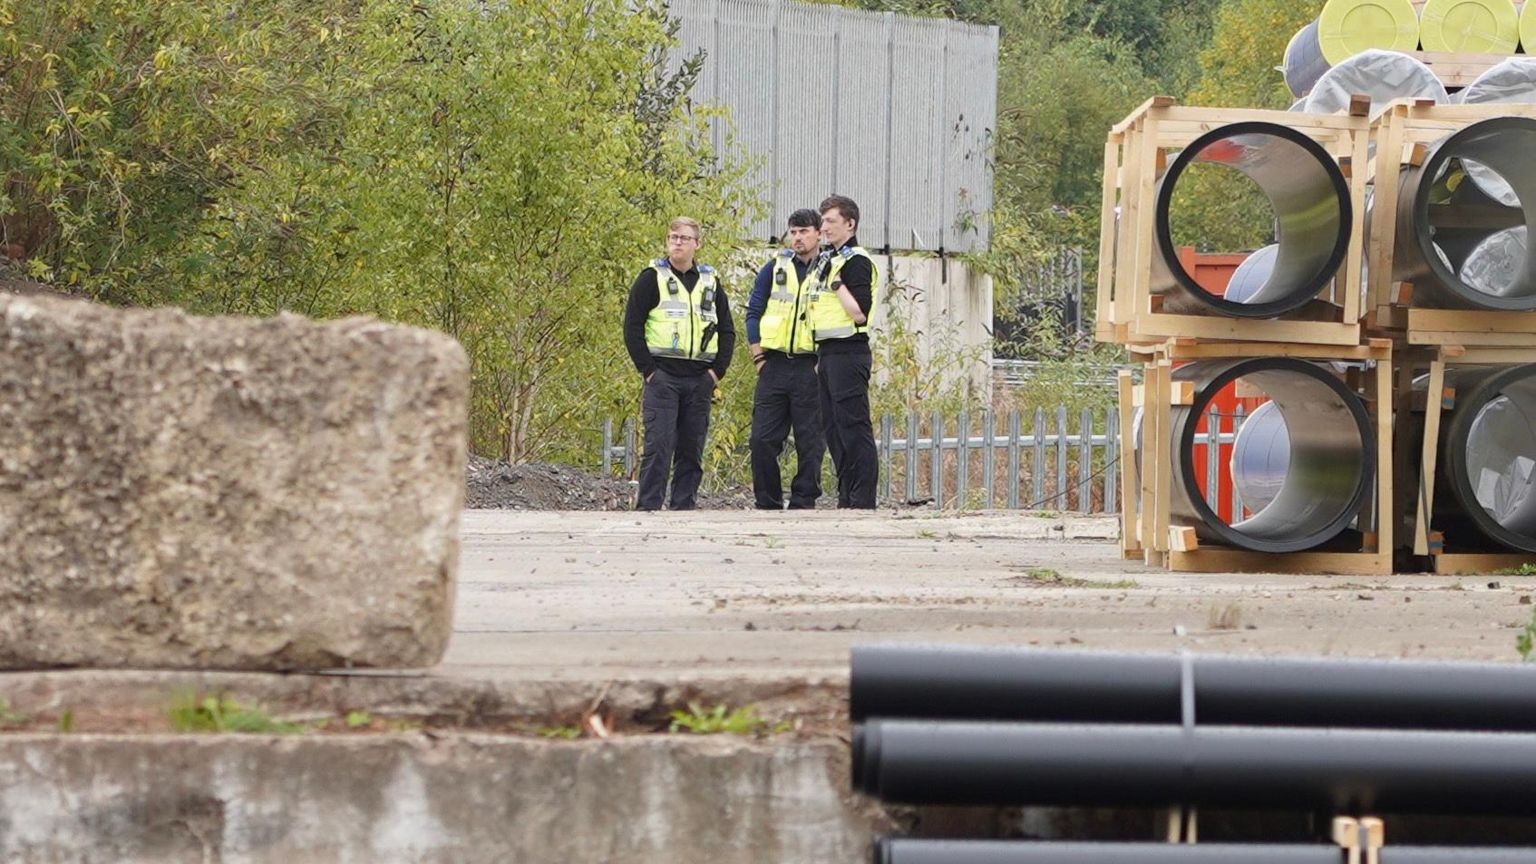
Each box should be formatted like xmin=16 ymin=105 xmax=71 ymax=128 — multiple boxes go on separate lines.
xmin=1363 ymin=100 xmax=1536 ymax=344
xmin=1400 ymin=345 xmax=1536 ymax=571
xmin=1412 ymin=50 xmax=1520 ymax=90
xmin=1118 ymin=339 xmax=1393 ymax=575
xmin=1095 ymin=98 xmax=1371 ymax=348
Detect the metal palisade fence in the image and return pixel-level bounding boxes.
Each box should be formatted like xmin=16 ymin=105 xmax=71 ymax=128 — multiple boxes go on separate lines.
xmin=602 ymin=406 xmax=1257 ymax=514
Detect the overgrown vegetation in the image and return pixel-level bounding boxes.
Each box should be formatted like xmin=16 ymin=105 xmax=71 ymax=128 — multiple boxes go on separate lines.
xmin=4 ymin=0 xmax=1318 ymax=472
xmin=668 ymin=702 xmax=790 ymax=736
xmin=3 ymin=0 xmax=754 ymax=466
xmin=0 ymin=698 xmax=28 ymax=729
xmin=1519 ymin=608 xmax=1536 ymax=662
xmin=167 ymin=693 xmax=311 ymax=735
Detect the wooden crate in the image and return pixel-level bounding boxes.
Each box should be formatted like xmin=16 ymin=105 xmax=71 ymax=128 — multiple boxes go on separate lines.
xmin=1118 ymin=338 xmax=1393 ymax=575
xmin=1412 ymin=50 xmax=1519 ymax=90
xmin=1095 ymin=98 xmax=1371 ymax=348
xmin=1363 ymin=100 xmax=1536 ymax=345
xmin=1399 ymin=344 xmax=1536 ymax=573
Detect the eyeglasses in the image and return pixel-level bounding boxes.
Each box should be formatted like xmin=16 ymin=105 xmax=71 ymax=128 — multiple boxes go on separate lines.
xmin=666 ymin=233 xmax=698 ymax=243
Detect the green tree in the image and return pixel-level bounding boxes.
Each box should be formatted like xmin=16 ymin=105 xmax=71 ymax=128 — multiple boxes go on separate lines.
xmin=317 ymin=1 xmax=759 ymax=462
xmin=1167 ymin=0 xmax=1321 ymax=253
xmin=3 ymin=0 xmax=761 ymax=466
xmin=1189 ymin=0 xmax=1319 ymax=109
xmin=0 ymin=0 xmax=358 ymax=302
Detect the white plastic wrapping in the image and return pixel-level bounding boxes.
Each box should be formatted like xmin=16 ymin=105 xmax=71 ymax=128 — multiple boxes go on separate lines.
xmin=1460 ymin=57 xmax=1536 ymax=105
xmin=1303 ymin=49 xmax=1448 ymax=116
xmin=1459 ymin=226 xmax=1529 ymax=298
xmin=1458 ymin=59 xmax=1536 ymax=205
xmin=1465 ymin=392 xmax=1536 ymax=530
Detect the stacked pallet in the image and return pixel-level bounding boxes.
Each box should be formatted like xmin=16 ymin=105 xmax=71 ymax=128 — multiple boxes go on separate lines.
xmin=1098 ymin=95 xmax=1536 ymax=575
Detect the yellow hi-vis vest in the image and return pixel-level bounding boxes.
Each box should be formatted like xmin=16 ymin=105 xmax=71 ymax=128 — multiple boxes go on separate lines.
xmin=759 ymin=250 xmax=817 ymax=355
xmin=644 ymin=258 xmax=720 ymax=362
xmin=809 ymin=244 xmax=879 ymax=342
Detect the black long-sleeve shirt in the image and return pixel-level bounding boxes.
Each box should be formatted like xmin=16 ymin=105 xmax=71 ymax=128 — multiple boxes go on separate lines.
xmin=816 ymin=234 xmax=874 ymax=356
xmin=622 ymin=262 xmax=735 ymax=380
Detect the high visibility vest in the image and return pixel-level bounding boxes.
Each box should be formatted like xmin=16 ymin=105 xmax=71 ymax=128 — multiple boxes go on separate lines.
xmin=644 ymin=259 xmax=720 ymax=362
xmin=809 ymin=245 xmax=879 ymax=342
xmin=758 ymin=250 xmax=817 ymax=355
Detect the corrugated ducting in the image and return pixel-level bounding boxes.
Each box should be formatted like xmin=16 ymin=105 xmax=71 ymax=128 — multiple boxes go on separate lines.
xmin=669 ymin=0 xmax=998 ymax=252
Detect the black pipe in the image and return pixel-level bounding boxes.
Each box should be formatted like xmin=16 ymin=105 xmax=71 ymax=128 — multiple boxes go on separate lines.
xmin=1438 ymin=364 xmax=1536 ymax=552
xmin=1150 ymin=122 xmax=1352 ymax=319
xmin=1166 ymin=359 xmax=1373 ymax=553
xmin=876 ymin=839 xmax=1536 ymax=864
xmin=850 ymin=646 xmax=1536 ymax=731
xmin=853 ymin=720 xmax=1536 ymax=815
xmin=1394 ymin=117 xmax=1536 ymax=310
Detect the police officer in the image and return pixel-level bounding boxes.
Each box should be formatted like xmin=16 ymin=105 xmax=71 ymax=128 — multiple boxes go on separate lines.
xmin=622 ymin=217 xmax=736 ymax=511
xmin=811 ymin=194 xmax=880 ymax=509
xmin=744 ymin=209 xmax=826 ymax=510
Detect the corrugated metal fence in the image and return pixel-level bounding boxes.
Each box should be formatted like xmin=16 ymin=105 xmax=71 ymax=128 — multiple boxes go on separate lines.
xmin=670 ymin=0 xmax=998 ymax=252
xmin=601 ymin=406 xmax=1257 ymax=514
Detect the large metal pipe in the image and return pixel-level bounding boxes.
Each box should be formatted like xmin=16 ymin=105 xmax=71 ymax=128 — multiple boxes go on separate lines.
xmin=1394 ymin=117 xmax=1536 ymax=309
xmin=1149 ymin=123 xmax=1352 ymax=319
xmin=852 ymin=720 xmax=1536 ymax=815
xmin=1166 ymin=359 xmax=1372 ymax=553
xmin=1438 ymin=364 xmax=1536 ymax=551
xmin=849 ymin=646 xmax=1536 ymax=729
xmin=876 ymin=839 xmax=1536 ymax=864
xmin=1230 ymin=399 xmax=1287 ymax=514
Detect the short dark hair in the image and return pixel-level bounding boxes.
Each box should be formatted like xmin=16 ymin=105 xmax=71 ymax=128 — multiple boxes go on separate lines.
xmin=818 ymin=195 xmax=859 ymax=228
xmin=787 ymin=208 xmax=822 ymax=230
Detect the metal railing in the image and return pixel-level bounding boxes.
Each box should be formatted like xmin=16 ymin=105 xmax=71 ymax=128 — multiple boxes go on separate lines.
xmin=602 ymin=406 xmax=1255 ymax=514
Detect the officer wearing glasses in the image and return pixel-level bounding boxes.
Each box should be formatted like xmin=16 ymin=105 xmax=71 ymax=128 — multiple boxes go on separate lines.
xmin=622 ymin=217 xmax=737 ymax=511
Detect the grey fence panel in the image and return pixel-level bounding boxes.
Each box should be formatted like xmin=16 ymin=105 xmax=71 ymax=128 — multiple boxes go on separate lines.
xmin=714 ymin=0 xmax=779 ymax=240
xmin=905 ymin=409 xmax=919 ymax=504
xmin=774 ymin=2 xmax=838 ymax=228
xmin=981 ymin=408 xmax=996 ymax=509
xmin=673 ymin=0 xmax=997 ymax=251
xmin=670 ymin=0 xmax=720 ymax=151
xmin=929 ymin=410 xmax=943 ymax=510
xmin=1103 ymin=405 xmax=1117 ymax=515
xmin=1006 ymin=411 xmax=1021 ymax=510
xmin=940 ymin=23 xmax=997 ymax=251
xmin=1031 ymin=408 xmax=1046 ymax=507
xmin=956 ymin=409 xmax=970 ymax=508
xmin=834 ymin=10 xmax=895 ymax=250
xmin=1077 ymin=407 xmax=1093 ymax=512
xmin=887 ymin=16 xmax=947 ymax=252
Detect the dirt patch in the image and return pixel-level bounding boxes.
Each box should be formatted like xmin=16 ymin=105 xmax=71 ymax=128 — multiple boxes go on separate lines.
xmin=465 ymin=456 xmax=759 ymax=511
xmin=465 ymin=457 xmax=635 ymax=510
xmin=0 ymin=260 xmax=70 ymax=298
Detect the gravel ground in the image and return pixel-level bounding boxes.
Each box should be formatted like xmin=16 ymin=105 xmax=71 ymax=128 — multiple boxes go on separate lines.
xmin=464 ymin=456 xmax=760 ymax=511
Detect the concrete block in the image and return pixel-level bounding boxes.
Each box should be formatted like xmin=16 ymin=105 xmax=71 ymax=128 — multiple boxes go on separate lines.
xmin=0 ymin=736 xmax=875 ymax=863
xmin=0 ymin=294 xmax=468 ymax=670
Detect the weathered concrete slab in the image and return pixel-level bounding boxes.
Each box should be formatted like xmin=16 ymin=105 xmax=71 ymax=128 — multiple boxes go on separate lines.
xmin=0 ymin=295 xmax=468 ymax=671
xmin=445 ymin=510 xmax=1536 ymax=679
xmin=0 ymin=735 xmax=878 ymax=864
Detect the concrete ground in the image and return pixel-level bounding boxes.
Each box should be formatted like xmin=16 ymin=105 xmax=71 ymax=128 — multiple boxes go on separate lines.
xmin=9 ymin=509 xmax=1536 ymax=862
xmin=442 ymin=509 xmax=1536 ymax=682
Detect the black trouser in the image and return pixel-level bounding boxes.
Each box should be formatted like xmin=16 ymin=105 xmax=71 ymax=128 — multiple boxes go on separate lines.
xmin=818 ymin=349 xmax=877 ymax=509
xmin=638 ymin=367 xmax=714 ymax=510
xmin=749 ymin=353 xmax=824 ymax=509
